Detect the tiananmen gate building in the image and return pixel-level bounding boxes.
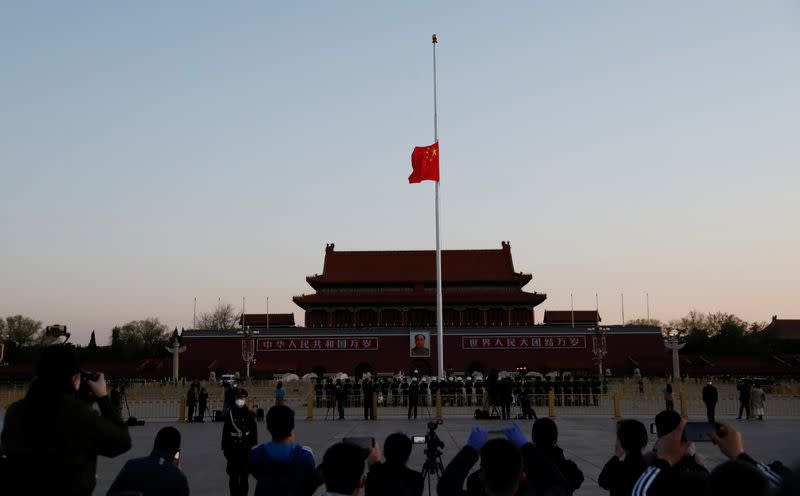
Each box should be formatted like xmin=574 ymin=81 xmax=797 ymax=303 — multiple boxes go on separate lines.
xmin=180 ymin=242 xmax=669 ymax=377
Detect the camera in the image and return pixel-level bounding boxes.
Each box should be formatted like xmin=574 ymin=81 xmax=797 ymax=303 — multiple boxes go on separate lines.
xmin=422 ymin=420 xmax=444 ymax=457
xmin=81 ymin=369 xmax=100 ymax=382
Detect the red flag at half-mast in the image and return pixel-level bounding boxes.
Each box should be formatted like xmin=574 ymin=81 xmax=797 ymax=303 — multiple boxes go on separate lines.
xmin=408 ymin=142 xmax=440 ymax=183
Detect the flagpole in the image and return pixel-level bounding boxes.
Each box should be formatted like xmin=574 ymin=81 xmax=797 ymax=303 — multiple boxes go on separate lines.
xmin=432 ymin=34 xmax=444 ymax=380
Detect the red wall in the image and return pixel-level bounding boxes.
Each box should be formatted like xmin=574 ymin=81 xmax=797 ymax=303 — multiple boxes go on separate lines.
xmin=181 ymin=329 xmax=670 ymax=378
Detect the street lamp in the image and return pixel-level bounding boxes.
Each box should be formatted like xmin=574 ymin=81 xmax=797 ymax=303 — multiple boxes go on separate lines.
xmin=238 ymin=327 xmax=259 ymax=382
xmin=589 ymin=326 xmax=610 ymax=381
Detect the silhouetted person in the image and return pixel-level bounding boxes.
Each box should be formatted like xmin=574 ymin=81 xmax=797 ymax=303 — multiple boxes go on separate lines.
xmin=198 ymin=387 xmax=209 ymax=421
xmin=407 ymin=380 xmax=419 ymax=419
xmin=0 ymin=344 xmax=131 ymax=496
xmin=363 ymin=379 xmax=376 ymax=420
xmin=599 ymin=419 xmax=649 ymax=496
xmin=107 ymin=426 xmax=189 ymax=496
xmin=186 ymin=384 xmax=197 ymax=422
xmin=702 ymin=380 xmax=718 ymax=423
xmin=365 ymin=433 xmax=423 ymax=496
xmin=664 ymin=383 xmax=674 ymax=411
xmin=737 ymin=380 xmax=752 ymax=419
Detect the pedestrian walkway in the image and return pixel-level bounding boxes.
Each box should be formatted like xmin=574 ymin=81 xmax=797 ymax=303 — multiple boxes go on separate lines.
xmin=91 ymin=415 xmax=800 ymax=496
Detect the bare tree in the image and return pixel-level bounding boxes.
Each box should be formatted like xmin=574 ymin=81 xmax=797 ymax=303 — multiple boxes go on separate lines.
xmin=196 ymin=302 xmax=239 ymax=330
xmin=626 ymin=318 xmax=663 ymax=328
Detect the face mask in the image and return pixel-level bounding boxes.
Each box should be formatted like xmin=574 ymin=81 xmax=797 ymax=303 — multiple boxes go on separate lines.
xmin=235 ymin=399 xmax=245 ymax=407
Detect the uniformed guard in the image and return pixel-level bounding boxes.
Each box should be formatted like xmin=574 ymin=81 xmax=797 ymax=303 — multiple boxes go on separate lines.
xmin=465 ymin=376 xmax=474 ymax=406
xmin=221 ymin=389 xmax=257 ymax=496
xmin=401 ymin=378 xmax=409 ymax=407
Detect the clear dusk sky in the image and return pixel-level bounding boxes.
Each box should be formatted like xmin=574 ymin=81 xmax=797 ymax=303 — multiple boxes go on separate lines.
xmin=1 ymin=2 xmax=798 ymax=345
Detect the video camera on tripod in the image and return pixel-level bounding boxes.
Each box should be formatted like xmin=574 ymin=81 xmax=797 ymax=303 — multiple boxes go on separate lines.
xmin=413 ymin=420 xmax=444 ymax=495
xmin=413 ymin=420 xmax=444 ymax=457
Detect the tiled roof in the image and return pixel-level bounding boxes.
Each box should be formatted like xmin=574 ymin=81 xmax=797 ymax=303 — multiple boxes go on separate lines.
xmin=763 ymin=318 xmax=800 ymax=340
xmin=240 ymin=313 xmax=295 ymax=327
xmin=305 ymin=241 xmax=532 ymax=287
xmin=543 ymin=310 xmax=601 ymax=325
xmin=293 ymin=290 xmax=546 ymax=309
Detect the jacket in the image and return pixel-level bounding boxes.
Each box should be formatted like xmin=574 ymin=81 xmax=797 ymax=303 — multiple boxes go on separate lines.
xmin=106 ymin=449 xmax=189 ymax=496
xmin=1 ymin=394 xmax=131 ymax=496
xmin=527 ymin=445 xmax=583 ymax=495
xmin=222 ymin=406 xmax=258 ymax=452
xmin=249 ymin=442 xmax=320 ymax=496
xmin=598 ymin=454 xmax=648 ymax=496
xmin=632 ymin=453 xmax=783 ymax=496
xmin=365 ymin=461 xmax=424 ymax=496
xmin=438 ymin=444 xmax=569 ymax=496
xmin=701 ymin=385 xmax=718 ymax=405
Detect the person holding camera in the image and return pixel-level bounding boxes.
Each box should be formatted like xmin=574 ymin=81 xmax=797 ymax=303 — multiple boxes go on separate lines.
xmin=598 ymin=419 xmax=649 ymax=496
xmin=631 ymin=420 xmax=785 ymax=496
xmin=438 ymin=427 xmax=525 ymax=496
xmin=0 ymin=344 xmax=132 ymax=496
xmin=222 ymin=389 xmax=258 ymax=496
xmin=364 ymin=433 xmax=423 ymax=496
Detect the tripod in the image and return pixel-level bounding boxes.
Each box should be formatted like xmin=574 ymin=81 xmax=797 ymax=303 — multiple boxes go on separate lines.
xmin=421 ymin=450 xmax=444 ymax=496
xmin=323 ymin=396 xmax=337 ymax=420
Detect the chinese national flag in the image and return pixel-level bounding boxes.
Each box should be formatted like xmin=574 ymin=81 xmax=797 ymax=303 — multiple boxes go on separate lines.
xmin=408 ymin=142 xmax=440 ymax=183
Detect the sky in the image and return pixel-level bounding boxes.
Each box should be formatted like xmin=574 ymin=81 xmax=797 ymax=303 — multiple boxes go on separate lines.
xmin=1 ymin=2 xmax=798 ymax=345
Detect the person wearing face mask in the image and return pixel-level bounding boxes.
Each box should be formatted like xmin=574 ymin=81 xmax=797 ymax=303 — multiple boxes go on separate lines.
xmin=222 ymin=389 xmax=258 ymax=496
xmin=0 ymin=344 xmax=131 ymax=496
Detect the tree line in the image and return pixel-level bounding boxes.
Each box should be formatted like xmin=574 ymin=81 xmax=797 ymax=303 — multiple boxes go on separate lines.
xmin=2 ymin=308 xmax=796 ymax=363
xmin=0 ymin=302 xmax=242 ymax=362
xmin=628 ymin=310 xmax=798 ymax=354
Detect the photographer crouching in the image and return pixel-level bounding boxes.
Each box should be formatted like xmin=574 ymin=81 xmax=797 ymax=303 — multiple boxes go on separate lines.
xmin=0 ymin=344 xmax=132 ymax=496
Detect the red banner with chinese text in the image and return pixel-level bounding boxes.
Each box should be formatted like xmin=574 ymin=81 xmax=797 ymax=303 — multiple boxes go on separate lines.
xmin=461 ymin=335 xmax=586 ymax=350
xmin=257 ymin=337 xmax=379 ymax=351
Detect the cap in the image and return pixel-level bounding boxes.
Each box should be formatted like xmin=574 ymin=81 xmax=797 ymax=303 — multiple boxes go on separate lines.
xmin=235 ymin=388 xmax=249 ymax=398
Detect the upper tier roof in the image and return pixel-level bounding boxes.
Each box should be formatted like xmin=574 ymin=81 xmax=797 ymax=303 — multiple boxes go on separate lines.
xmin=543 ymin=310 xmax=601 ymax=325
xmin=240 ymin=313 xmax=295 ymax=327
xmin=306 ymin=241 xmax=533 ymax=288
xmin=293 ymin=289 xmax=547 ymax=309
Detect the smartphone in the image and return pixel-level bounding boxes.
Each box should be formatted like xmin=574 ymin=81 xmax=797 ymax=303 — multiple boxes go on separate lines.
xmin=683 ymin=422 xmax=719 ymax=442
xmin=412 ymin=435 xmax=426 ymax=444
xmin=343 ymin=436 xmax=375 ymax=451
xmin=487 ymin=430 xmax=507 ymax=440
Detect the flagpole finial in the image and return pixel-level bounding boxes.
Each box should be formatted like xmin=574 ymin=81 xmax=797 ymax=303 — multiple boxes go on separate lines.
xmin=432 ymin=34 xmax=438 ymax=43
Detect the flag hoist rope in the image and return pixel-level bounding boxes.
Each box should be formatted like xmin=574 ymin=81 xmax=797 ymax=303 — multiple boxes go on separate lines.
xmin=432 ymin=34 xmax=444 ymax=380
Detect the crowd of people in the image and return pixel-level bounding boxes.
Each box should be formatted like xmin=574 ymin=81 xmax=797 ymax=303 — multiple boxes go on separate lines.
xmin=0 ymin=344 xmax=796 ymax=496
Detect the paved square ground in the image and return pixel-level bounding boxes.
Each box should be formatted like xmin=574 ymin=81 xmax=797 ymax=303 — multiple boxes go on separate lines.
xmin=85 ymin=415 xmax=800 ymax=495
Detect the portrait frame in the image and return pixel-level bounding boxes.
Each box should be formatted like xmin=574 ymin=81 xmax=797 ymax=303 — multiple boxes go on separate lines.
xmin=409 ymin=331 xmax=431 ymax=358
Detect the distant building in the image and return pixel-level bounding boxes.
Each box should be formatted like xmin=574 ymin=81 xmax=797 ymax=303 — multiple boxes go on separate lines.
xmin=763 ymin=316 xmax=800 ymax=341
xmin=179 ymin=242 xmax=668 ymax=378
xmin=292 ymin=241 xmax=546 ymax=328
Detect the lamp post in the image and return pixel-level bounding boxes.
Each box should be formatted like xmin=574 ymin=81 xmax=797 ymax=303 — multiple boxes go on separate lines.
xmin=239 ymin=327 xmax=259 ymax=382
xmin=589 ymin=326 xmax=610 ymax=381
